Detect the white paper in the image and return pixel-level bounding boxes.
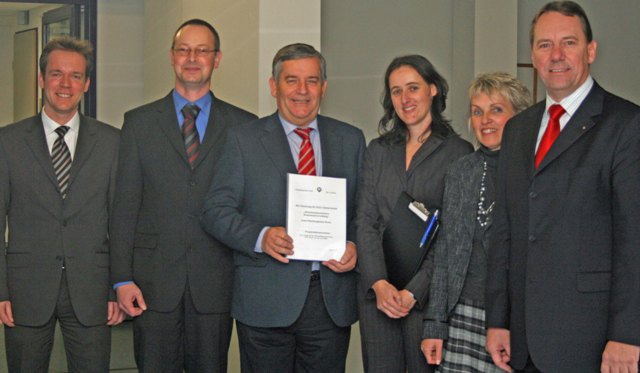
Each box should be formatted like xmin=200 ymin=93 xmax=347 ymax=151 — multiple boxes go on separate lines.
xmin=286 ymin=173 xmax=347 ymax=261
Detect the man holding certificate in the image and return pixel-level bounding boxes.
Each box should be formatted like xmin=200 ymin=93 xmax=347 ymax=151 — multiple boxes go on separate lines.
xmin=201 ymin=43 xmax=365 ymax=372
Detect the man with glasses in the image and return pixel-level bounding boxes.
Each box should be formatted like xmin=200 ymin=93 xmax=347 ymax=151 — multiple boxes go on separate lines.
xmin=110 ymin=19 xmax=256 ymax=372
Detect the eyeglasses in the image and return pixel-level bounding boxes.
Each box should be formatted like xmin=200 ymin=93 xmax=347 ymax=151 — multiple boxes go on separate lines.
xmin=173 ymin=47 xmax=217 ymax=57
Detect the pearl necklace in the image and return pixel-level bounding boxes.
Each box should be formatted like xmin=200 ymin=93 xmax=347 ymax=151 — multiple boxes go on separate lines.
xmin=476 ymin=161 xmax=494 ymax=227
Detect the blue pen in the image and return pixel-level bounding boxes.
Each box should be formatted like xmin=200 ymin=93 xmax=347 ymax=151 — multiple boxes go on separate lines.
xmin=419 ymin=209 xmax=439 ymax=248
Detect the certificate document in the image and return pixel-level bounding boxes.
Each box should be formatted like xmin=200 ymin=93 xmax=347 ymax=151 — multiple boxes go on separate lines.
xmin=286 ymin=173 xmax=347 ymax=261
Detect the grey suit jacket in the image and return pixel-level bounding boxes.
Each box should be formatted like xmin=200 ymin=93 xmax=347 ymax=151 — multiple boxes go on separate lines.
xmin=422 ymin=150 xmax=485 ymax=339
xmin=0 ymin=114 xmax=119 ymax=327
xmin=486 ymin=82 xmax=640 ymax=372
xmin=110 ymin=92 xmax=256 ymax=313
xmin=200 ymin=112 xmax=365 ymax=328
xmin=356 ymin=134 xmax=473 ymax=308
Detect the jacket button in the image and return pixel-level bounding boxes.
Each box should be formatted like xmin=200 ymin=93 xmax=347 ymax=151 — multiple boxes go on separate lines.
xmin=528 ymin=235 xmax=536 ymax=242
xmin=529 ymin=192 xmax=537 ymax=199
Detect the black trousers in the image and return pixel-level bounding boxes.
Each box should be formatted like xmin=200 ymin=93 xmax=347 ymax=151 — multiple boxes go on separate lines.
xmin=133 ymin=283 xmax=233 ymax=373
xmin=236 ymin=274 xmax=351 ymax=373
xmin=4 ymin=271 xmax=111 ymax=373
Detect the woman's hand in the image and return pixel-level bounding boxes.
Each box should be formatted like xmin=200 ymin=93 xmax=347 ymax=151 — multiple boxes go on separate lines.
xmin=421 ymin=338 xmax=443 ymax=365
xmin=371 ymin=280 xmax=411 ymax=318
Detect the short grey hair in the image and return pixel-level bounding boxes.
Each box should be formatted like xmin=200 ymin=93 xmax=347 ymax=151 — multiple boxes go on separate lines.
xmin=271 ymin=43 xmax=326 ymax=81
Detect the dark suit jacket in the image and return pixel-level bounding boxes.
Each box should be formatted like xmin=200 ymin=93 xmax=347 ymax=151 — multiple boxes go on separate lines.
xmin=486 ymin=82 xmax=640 ymax=372
xmin=423 ymin=150 xmax=487 ymax=339
xmin=110 ymin=92 xmax=256 ymax=313
xmin=356 ymin=135 xmax=473 ymax=307
xmin=0 ymin=114 xmax=119 ymax=327
xmin=200 ymin=112 xmax=365 ymax=328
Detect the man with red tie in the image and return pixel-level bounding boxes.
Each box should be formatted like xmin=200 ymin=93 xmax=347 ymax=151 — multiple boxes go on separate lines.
xmin=201 ymin=43 xmax=365 ymax=372
xmin=485 ymin=2 xmax=640 ymax=372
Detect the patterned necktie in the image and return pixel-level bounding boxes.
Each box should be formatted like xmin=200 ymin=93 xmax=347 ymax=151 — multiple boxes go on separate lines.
xmin=294 ymin=128 xmax=316 ymax=175
xmin=181 ymin=104 xmax=201 ymax=168
xmin=535 ymin=104 xmax=565 ymax=168
xmin=52 ymin=126 xmax=72 ymax=198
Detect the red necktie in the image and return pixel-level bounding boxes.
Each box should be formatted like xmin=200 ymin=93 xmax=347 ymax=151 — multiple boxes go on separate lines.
xmin=294 ymin=128 xmax=316 ymax=176
xmin=535 ymin=104 xmax=565 ymax=168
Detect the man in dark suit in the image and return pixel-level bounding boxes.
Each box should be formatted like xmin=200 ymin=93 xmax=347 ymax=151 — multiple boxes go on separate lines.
xmin=201 ymin=43 xmax=365 ymax=372
xmin=485 ymin=2 xmax=640 ymax=372
xmin=110 ymin=19 xmax=256 ymax=372
xmin=0 ymin=36 xmax=123 ymax=372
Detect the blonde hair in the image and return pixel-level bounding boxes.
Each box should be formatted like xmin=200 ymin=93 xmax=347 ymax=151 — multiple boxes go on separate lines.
xmin=469 ymin=72 xmax=532 ymax=114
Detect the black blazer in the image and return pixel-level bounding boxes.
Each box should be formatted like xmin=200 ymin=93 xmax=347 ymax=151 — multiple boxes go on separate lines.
xmin=0 ymin=114 xmax=119 ymax=327
xmin=201 ymin=113 xmax=365 ymax=328
xmin=486 ymin=82 xmax=640 ymax=372
xmin=110 ymin=92 xmax=256 ymax=313
xmin=356 ymin=134 xmax=473 ymax=307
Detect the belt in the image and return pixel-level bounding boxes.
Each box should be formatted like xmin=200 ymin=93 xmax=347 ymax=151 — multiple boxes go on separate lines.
xmin=310 ymin=270 xmax=320 ymax=282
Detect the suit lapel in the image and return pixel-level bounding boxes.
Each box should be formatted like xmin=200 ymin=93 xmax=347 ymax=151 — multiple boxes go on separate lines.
xmin=457 ymin=153 xmax=483 ymax=259
xmin=260 ymin=113 xmax=297 ymax=177
xmin=156 ymin=93 xmax=190 ymax=165
xmin=407 ymin=133 xmax=444 ymax=177
xmin=522 ymin=102 xmax=546 ymax=179
xmin=535 ymin=84 xmax=603 ymax=174
xmin=23 ymin=115 xmax=58 ymax=189
xmin=68 ymin=115 xmax=97 ymax=187
xmin=388 ymin=142 xmax=407 ymax=185
xmin=318 ymin=116 xmax=342 ymax=177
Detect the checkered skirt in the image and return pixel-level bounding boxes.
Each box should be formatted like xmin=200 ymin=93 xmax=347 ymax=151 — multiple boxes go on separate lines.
xmin=436 ymin=298 xmax=504 ymax=373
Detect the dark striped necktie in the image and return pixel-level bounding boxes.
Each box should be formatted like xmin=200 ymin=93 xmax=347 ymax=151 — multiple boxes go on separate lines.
xmin=52 ymin=126 xmax=72 ymax=198
xmin=181 ymin=104 xmax=201 ymax=168
xmin=294 ymin=128 xmax=316 ymax=176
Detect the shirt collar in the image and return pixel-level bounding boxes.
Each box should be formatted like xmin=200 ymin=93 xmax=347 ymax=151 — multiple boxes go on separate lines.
xmin=41 ymin=109 xmax=80 ymax=135
xmin=545 ymin=75 xmax=594 ymax=117
xmin=172 ymin=89 xmax=212 ymax=116
xmin=278 ymin=114 xmax=319 ymax=136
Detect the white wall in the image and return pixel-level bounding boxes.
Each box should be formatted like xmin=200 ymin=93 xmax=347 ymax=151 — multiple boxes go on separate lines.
xmin=475 ymin=0 xmax=517 ymax=76
xmin=0 ymin=14 xmax=15 ymax=126
xmin=96 ymin=0 xmax=145 ymax=126
xmin=320 ymin=0 xmax=476 ymax=143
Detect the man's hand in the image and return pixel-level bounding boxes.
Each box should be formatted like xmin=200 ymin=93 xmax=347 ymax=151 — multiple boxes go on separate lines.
xmin=0 ymin=301 xmax=15 ymax=327
xmin=371 ymin=279 xmax=410 ymax=318
xmin=601 ymin=340 xmax=640 ymax=373
xmin=116 ymin=283 xmax=147 ymax=317
xmin=262 ymin=227 xmax=293 ymax=264
xmin=323 ymin=242 xmax=357 ymax=273
xmin=486 ymin=327 xmax=513 ymax=372
xmin=421 ymin=338 xmax=443 ymax=365
xmin=107 ymin=301 xmax=125 ymax=326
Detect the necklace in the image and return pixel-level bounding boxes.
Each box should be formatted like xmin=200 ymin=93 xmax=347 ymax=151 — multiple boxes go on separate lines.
xmin=477 ymin=160 xmax=494 ymax=227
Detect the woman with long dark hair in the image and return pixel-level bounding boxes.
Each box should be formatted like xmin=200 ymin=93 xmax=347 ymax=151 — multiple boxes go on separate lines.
xmin=356 ymin=55 xmax=472 ymax=372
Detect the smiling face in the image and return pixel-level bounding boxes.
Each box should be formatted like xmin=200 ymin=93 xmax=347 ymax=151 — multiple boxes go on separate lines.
xmin=470 ymin=92 xmax=515 ymax=150
xmin=38 ymin=50 xmax=90 ymax=124
xmin=531 ymin=11 xmax=597 ymax=101
xmin=269 ymin=57 xmax=327 ymax=127
xmin=171 ymin=24 xmax=221 ymax=97
xmin=388 ymin=65 xmax=437 ymax=133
